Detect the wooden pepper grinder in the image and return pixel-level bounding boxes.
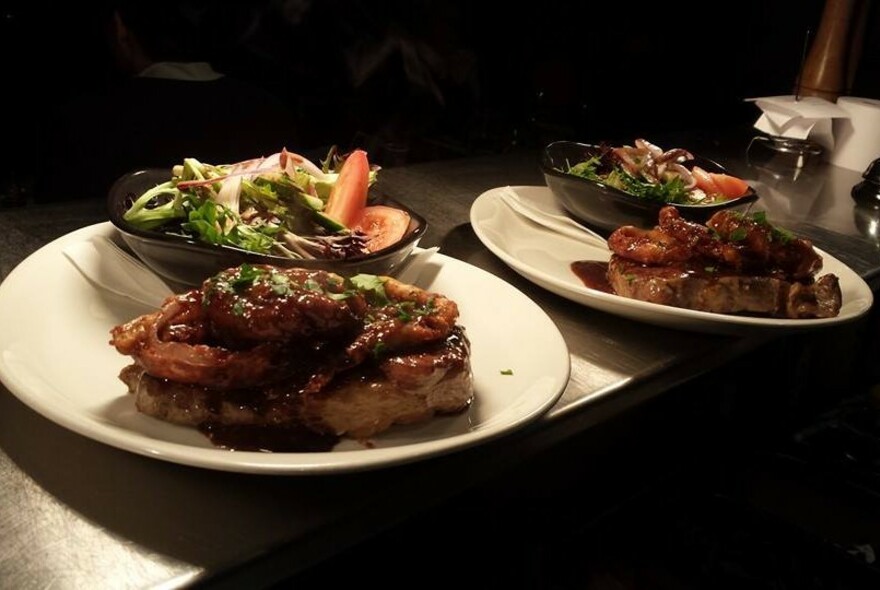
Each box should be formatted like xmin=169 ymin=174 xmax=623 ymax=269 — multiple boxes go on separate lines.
xmin=798 ymin=0 xmax=866 ymax=101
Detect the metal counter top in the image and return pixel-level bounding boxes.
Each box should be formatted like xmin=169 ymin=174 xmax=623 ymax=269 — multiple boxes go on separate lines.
xmin=1 ymin=132 xmax=878 ymax=589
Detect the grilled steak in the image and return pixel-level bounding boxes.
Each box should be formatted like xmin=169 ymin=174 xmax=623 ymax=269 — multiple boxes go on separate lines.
xmin=600 ymin=206 xmax=843 ymax=319
xmin=110 ymin=265 xmax=475 ymax=451
xmin=607 ymin=256 xmax=842 ymax=318
xmin=119 ymin=327 xmax=473 ymax=442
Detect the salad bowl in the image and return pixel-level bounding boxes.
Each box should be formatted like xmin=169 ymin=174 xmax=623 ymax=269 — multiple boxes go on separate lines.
xmin=107 ymin=168 xmax=427 ymax=286
xmin=540 ymin=140 xmax=759 ymax=233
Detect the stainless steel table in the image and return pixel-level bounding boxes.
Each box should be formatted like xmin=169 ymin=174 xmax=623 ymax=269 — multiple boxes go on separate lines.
xmin=1 ymin=132 xmax=878 ymax=589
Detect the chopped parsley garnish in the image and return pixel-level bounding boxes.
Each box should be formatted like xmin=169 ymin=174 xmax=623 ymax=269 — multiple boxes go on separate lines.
xmin=729 ymin=227 xmax=748 ymax=241
xmin=772 ymin=225 xmax=795 ymax=244
xmin=500 ymin=369 xmax=514 ymax=376
xmin=397 ymin=305 xmax=413 ymax=322
xmin=303 ymin=278 xmax=323 ymax=292
xmin=349 ymin=274 xmax=389 ymax=305
xmin=395 ymin=299 xmax=435 ymax=322
xmin=725 ymin=210 xmax=793 ymax=245
xmin=229 ymin=263 xmax=265 ymax=289
xmin=232 ymin=300 xmax=246 ymax=316
xmin=271 ymin=277 xmax=293 ymax=296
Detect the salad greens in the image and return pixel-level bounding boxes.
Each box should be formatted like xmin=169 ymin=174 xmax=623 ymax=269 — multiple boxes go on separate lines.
xmin=123 ymin=149 xmax=379 ymax=260
xmin=567 ymin=155 xmax=690 ymax=203
xmin=560 ymin=139 xmax=749 ymax=205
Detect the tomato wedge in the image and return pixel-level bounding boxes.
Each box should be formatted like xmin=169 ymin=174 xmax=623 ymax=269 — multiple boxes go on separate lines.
xmin=352 ymin=205 xmax=411 ymax=252
xmin=324 ymin=149 xmax=369 ymax=227
xmin=708 ymin=173 xmax=750 ymax=199
xmin=691 ymin=165 xmax=750 ymax=200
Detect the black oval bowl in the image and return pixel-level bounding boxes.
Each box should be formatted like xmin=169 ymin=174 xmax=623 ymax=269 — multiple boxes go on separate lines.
xmin=540 ymin=140 xmax=759 ymax=233
xmin=108 ymin=169 xmax=428 ymax=286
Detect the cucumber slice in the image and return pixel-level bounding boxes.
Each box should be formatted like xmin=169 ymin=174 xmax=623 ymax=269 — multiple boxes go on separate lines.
xmin=314 ymin=211 xmax=347 ymax=232
xmin=297 ymin=193 xmax=325 ymax=211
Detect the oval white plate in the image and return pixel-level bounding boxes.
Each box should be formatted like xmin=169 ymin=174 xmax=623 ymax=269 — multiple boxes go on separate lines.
xmin=0 ymin=223 xmax=570 ymax=475
xmin=471 ymin=185 xmax=874 ymax=335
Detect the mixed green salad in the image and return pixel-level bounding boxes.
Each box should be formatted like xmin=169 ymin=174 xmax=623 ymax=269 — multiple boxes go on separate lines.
xmin=561 ymin=139 xmax=750 ymax=205
xmin=122 ymin=148 xmax=410 ymax=259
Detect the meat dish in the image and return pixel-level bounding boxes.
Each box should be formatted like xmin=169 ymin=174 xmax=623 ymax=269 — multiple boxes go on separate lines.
xmin=109 ymin=265 xmax=474 ymax=451
xmin=574 ymin=206 xmax=841 ymax=319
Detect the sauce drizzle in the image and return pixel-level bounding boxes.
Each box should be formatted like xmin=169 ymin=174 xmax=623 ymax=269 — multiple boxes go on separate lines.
xmin=570 ymin=260 xmax=613 ymax=293
xmin=199 ymin=422 xmax=339 ymax=452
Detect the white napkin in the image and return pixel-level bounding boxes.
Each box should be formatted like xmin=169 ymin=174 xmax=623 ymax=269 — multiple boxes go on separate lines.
xmin=746 ymin=95 xmax=850 ymax=151
xmin=394 ymin=246 xmax=440 ymax=285
xmin=62 ymin=236 xmax=174 ymax=308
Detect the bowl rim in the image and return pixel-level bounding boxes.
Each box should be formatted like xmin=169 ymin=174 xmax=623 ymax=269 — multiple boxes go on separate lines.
xmin=106 ymin=168 xmax=429 ymax=264
xmin=540 ymin=139 xmax=758 ymax=209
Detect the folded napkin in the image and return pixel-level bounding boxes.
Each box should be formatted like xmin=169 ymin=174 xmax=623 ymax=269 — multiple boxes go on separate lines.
xmin=394 ymin=246 xmax=440 ymax=285
xmin=63 ymin=236 xmax=174 ymax=308
xmin=746 ymin=95 xmax=850 ymax=151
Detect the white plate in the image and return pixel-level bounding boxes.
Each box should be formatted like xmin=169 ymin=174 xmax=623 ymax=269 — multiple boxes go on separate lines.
xmin=471 ymin=186 xmax=874 ymax=335
xmin=0 ymin=223 xmax=570 ymax=475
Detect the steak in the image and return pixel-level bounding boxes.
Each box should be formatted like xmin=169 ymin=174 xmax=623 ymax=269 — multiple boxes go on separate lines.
xmin=607 ymin=256 xmax=842 ymax=319
xmin=110 ymin=265 xmax=476 ymax=451
xmin=118 ymin=326 xmax=474 ymax=443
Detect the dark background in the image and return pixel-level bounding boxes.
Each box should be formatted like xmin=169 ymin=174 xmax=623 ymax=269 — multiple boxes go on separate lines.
xmin=2 ymin=0 xmax=879 ymax=201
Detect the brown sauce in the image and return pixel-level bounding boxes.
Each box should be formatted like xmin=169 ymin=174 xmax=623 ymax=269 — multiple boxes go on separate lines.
xmin=570 ymin=260 xmax=613 ymax=293
xmin=198 ymin=422 xmax=339 ymax=452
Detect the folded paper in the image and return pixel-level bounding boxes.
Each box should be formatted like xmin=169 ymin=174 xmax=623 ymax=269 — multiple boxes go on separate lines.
xmin=746 ymin=95 xmax=850 ymax=151
xmin=828 ymin=97 xmax=880 ymax=173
